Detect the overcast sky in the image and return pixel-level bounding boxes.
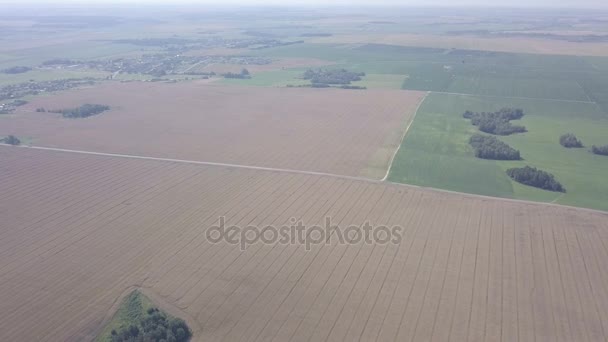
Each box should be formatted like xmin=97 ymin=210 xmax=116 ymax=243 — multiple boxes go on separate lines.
xmin=1 ymin=0 xmax=607 ymax=8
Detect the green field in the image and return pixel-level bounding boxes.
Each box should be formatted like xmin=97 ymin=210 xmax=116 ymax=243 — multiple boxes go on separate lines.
xmin=251 ymin=43 xmax=608 ymax=102
xmin=388 ymin=92 xmax=608 ymax=211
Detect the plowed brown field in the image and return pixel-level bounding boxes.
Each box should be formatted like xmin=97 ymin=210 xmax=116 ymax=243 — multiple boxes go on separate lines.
xmin=1 ymin=146 xmax=607 ymax=342
xmin=2 ymin=82 xmax=425 ymax=179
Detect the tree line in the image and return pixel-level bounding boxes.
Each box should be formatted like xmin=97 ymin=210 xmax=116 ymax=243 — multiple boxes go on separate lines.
xmin=506 ymin=166 xmax=565 ymax=192
xmin=463 ymin=108 xmax=526 ymax=135
xmin=469 ymin=134 xmax=521 ymax=160
xmin=222 ymin=68 xmax=250 ymax=79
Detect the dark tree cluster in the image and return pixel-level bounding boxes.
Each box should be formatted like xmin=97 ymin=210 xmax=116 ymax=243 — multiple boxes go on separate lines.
xmin=286 ymin=84 xmax=367 ymax=90
xmin=559 ymin=133 xmax=583 ymax=148
xmin=303 ymin=68 xmax=365 ymax=85
xmin=222 ymin=68 xmax=251 ymax=79
xmin=2 ymin=66 xmax=32 ymax=74
xmin=2 ymin=135 xmax=21 ymax=146
xmin=55 ymin=104 xmax=110 ymax=118
xmin=339 ymin=85 xmax=367 ymax=89
xmin=469 ymin=134 xmax=521 ymax=160
xmin=42 ymin=58 xmax=77 ymax=66
xmin=591 ymin=145 xmax=608 ymax=156
xmin=506 ymin=166 xmax=565 ymax=192
xmin=463 ymin=108 xmax=526 ymax=136
xmin=110 ymin=307 xmax=192 ymax=342
xmin=300 ymin=33 xmax=333 ymax=37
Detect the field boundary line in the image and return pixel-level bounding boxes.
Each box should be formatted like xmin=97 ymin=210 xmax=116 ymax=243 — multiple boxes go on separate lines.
xmin=431 ymin=91 xmax=596 ymax=104
xmin=575 ymin=81 xmax=593 ymax=102
xmin=1 ymin=144 xmax=376 ymax=183
xmin=380 ymin=91 xmax=429 ymax=182
xmin=2 ymin=143 xmax=608 ymax=216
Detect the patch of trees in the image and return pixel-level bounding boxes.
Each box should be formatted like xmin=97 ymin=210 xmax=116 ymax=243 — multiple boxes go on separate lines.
xmin=469 ymin=134 xmax=521 ymax=160
xmin=2 ymin=66 xmax=31 ymax=74
xmin=223 ymin=69 xmax=251 ymax=79
xmin=42 ymin=58 xmax=78 ymax=66
xmin=2 ymin=135 xmax=21 ymax=145
xmin=300 ymin=33 xmax=332 ymax=37
xmin=559 ymin=133 xmax=583 ymax=148
xmin=463 ymin=108 xmax=526 ymax=136
xmin=286 ymin=84 xmax=367 ymax=90
xmin=53 ymin=104 xmax=110 ymax=118
xmin=591 ymin=145 xmax=608 ymax=156
xmin=303 ymin=68 xmax=365 ymax=85
xmin=339 ymin=85 xmax=367 ymax=89
xmin=110 ymin=307 xmax=192 ymax=342
xmin=506 ymin=166 xmax=565 ymax=192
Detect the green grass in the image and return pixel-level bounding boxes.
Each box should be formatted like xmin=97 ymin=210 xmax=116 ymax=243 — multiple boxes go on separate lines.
xmin=218 ymin=69 xmax=405 ymax=89
xmin=96 ymin=290 xmax=156 ymax=342
xmin=388 ymin=92 xmax=608 ymax=211
xmin=219 ymin=69 xmax=307 ymax=87
xmin=446 ymin=76 xmax=589 ymax=101
xmin=255 ymin=43 xmax=608 ymax=102
xmin=352 ymin=74 xmax=406 ymax=89
xmin=0 ymin=69 xmax=109 ymax=86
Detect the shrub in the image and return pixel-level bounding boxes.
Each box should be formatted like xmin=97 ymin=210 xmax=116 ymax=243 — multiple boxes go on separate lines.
xmin=469 ymin=134 xmax=521 ymax=160
xmin=559 ymin=133 xmax=583 ymax=148
xmin=591 ymin=145 xmax=608 ymax=156
xmin=506 ymin=166 xmax=565 ymax=192
xmin=3 ymin=135 xmax=21 ymax=145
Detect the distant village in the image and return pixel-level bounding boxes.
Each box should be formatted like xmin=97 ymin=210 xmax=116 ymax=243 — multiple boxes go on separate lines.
xmin=40 ymin=54 xmax=272 ymax=78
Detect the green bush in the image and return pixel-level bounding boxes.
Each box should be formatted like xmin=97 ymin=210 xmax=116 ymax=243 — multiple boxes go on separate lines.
xmin=3 ymin=135 xmax=21 ymax=145
xmin=110 ymin=307 xmax=192 ymax=342
xmin=463 ymin=108 xmax=526 ymax=136
xmin=303 ymin=68 xmax=365 ymax=85
xmin=506 ymin=166 xmax=565 ymax=192
xmin=61 ymin=104 xmax=109 ymax=118
xmin=559 ymin=133 xmax=583 ymax=148
xmin=469 ymin=134 xmax=521 ymax=160
xmin=591 ymin=145 xmax=608 ymax=156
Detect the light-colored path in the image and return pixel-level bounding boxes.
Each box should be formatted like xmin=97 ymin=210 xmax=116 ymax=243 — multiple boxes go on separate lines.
xmin=380 ymin=91 xmax=429 ymax=182
xmin=432 ymin=91 xmax=597 ymax=104
xmin=2 ymin=143 xmax=606 ymax=215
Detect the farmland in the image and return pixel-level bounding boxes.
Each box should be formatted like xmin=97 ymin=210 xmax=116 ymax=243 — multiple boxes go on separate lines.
xmin=1 ymin=146 xmax=608 ymax=341
xmin=2 ymin=5 xmax=608 ymax=342
xmin=388 ymin=92 xmax=608 ymax=210
xmin=1 ymin=81 xmax=425 ymax=179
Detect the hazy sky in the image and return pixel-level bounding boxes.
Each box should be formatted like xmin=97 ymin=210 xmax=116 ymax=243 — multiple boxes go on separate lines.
xmin=1 ymin=0 xmax=607 ymax=8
